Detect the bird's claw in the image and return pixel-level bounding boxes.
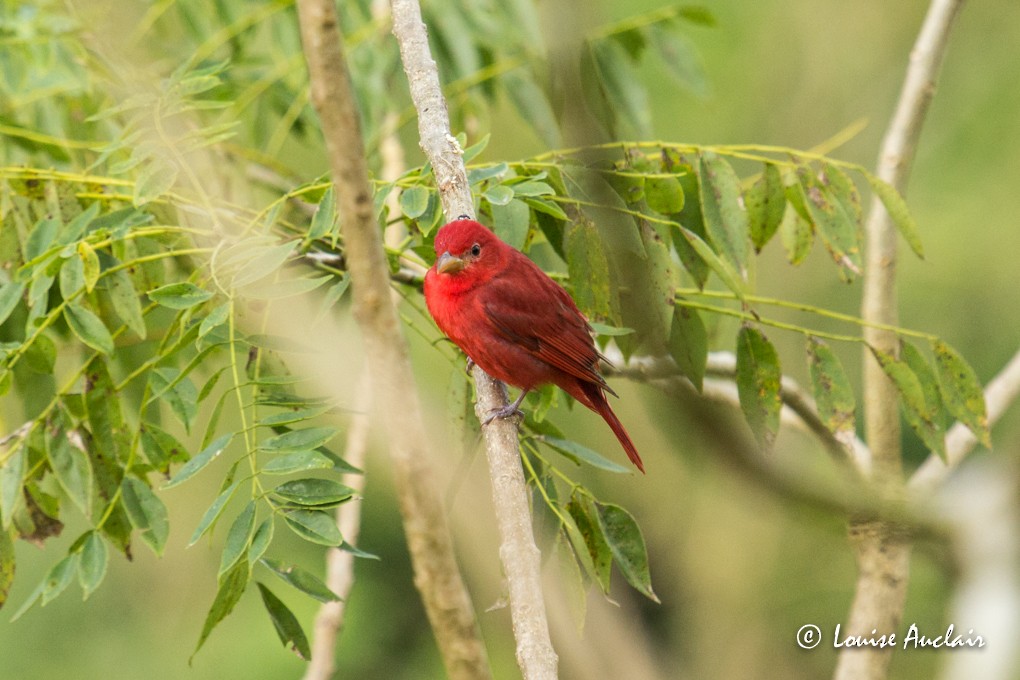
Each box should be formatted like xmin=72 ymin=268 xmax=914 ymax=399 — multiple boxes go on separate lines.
xmin=465 ymin=357 xmax=475 ymax=375
xmin=482 ymin=403 xmax=524 ymax=426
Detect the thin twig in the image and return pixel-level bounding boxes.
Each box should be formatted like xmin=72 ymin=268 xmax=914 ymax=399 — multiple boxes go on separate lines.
xmin=295 ymin=2 xmax=492 ymax=678
xmin=390 ymin=0 xmax=558 ymax=677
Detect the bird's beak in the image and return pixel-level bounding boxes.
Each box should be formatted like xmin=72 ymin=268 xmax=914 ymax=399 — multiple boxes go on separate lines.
xmin=436 ymin=251 xmax=465 ymax=274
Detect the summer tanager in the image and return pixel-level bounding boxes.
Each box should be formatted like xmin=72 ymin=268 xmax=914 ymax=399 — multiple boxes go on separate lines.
xmin=423 ymin=218 xmax=644 ymax=472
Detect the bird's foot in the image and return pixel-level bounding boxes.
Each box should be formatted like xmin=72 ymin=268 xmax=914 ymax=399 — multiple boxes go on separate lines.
xmin=481 ymin=390 xmax=529 ymax=426
xmin=465 ymin=357 xmax=475 ymax=375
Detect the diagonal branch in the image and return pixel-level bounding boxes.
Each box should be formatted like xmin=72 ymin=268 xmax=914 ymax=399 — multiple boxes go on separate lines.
xmin=294 ymin=2 xmax=491 ymax=678
xmin=390 ymin=1 xmax=558 ymax=677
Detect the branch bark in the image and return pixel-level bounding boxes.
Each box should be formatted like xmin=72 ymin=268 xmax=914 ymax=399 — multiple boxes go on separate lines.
xmin=390 ymin=1 xmax=558 ymax=677
xmin=294 ymin=3 xmax=491 ymax=678
xmin=837 ymin=2 xmax=965 ymax=680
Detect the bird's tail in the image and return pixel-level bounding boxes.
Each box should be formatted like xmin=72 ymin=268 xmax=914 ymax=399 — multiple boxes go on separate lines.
xmin=579 ymin=382 xmax=644 ymax=473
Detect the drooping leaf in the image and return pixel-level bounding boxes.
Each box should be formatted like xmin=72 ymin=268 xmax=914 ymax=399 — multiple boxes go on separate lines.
xmin=308 ymin=186 xmax=336 ymax=241
xmin=797 ymin=167 xmax=862 ymax=277
xmin=121 ymin=477 xmax=169 ymax=556
xmin=669 ymin=304 xmax=707 ymax=391
xmin=862 ymin=172 xmax=924 ymax=258
xmin=870 ymin=345 xmax=945 ymax=458
xmin=0 ymin=281 xmax=25 ymax=327
xmin=0 ymin=528 xmax=14 ymax=609
xmin=104 ymin=268 xmax=146 ymax=339
xmin=189 ymin=480 xmax=242 ymax=546
xmin=806 ymin=337 xmax=856 ymax=436
xmin=282 ymin=509 xmax=343 ymax=546
xmin=697 ymin=151 xmax=749 ymax=276
xmin=64 ymin=303 xmax=114 ymax=355
xmin=41 ymin=553 xmax=79 ymax=606
xmin=594 ymin=501 xmax=658 ymax=602
xmin=735 ymin=325 xmax=782 ymax=451
xmin=564 ymin=219 xmax=618 ymax=322
xmin=746 ymin=163 xmax=786 ymax=251
xmin=219 ymin=501 xmax=256 ymax=578
xmin=931 ymin=339 xmax=990 ymax=447
xmin=193 ymin=560 xmax=249 ymax=660
xmin=0 ymin=441 xmax=25 ymax=529
xmin=77 ymin=531 xmax=108 ymax=601
xmin=78 ymin=242 xmax=100 ymax=293
xmin=256 ymin=583 xmax=311 ymax=660
xmin=48 ymin=430 xmax=93 ymax=516
xmin=590 ymin=38 xmax=652 ymax=136
xmin=539 ymin=436 xmax=630 ymax=474
xmin=675 ymin=226 xmax=746 ymax=300
xmin=779 ymin=202 xmax=813 ymax=265
xmin=648 ymin=20 xmax=709 ymax=97
xmin=566 ymin=492 xmax=611 ymax=593
xmin=260 ymin=558 xmax=340 ymax=603
xmin=490 ymin=198 xmax=530 ymax=250
xmin=502 ymin=72 xmax=562 ymax=148
xmin=59 ymin=254 xmax=85 ymax=298
xmin=271 ymin=478 xmax=355 ymax=507
xmin=165 ymin=432 xmax=233 ymax=489
xmin=400 ymin=185 xmax=429 ymax=220
xmin=147 ymin=282 xmax=214 ymax=309
xmin=248 ymin=518 xmax=274 ymax=567
xmin=259 ymin=427 xmax=337 ymax=453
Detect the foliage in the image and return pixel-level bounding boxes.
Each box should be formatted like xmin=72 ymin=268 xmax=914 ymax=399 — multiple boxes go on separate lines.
xmin=0 ymin=0 xmax=990 ymax=666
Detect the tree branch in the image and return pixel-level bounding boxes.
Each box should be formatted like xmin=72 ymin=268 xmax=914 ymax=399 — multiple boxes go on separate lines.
xmin=837 ymin=2 xmax=965 ymax=680
xmin=390 ymin=1 xmax=558 ymax=677
xmin=294 ymin=2 xmax=491 ymax=678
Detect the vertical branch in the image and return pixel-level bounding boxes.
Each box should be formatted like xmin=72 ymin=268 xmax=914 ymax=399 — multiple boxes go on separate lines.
xmin=294 ymin=2 xmax=492 ymax=679
xmin=837 ymin=2 xmax=965 ymax=680
xmin=390 ymin=1 xmax=559 ymax=678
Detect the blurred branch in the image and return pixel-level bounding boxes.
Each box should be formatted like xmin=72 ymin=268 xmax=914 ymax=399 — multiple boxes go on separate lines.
xmin=838 ymin=2 xmax=965 ymax=680
xmin=390 ymin=0 xmax=558 ymax=677
xmin=304 ymin=372 xmax=370 ymax=680
xmin=294 ymin=2 xmax=492 ymax=678
xmin=910 ymin=345 xmax=1020 ymax=493
xmin=602 ymin=350 xmax=870 ymax=469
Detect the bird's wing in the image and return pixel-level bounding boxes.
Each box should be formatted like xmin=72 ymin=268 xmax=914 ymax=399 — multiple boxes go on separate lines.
xmin=480 ymin=259 xmax=615 ymax=394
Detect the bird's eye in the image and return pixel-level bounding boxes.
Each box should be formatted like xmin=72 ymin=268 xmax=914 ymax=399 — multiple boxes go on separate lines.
xmin=470 ymin=243 xmax=481 ymax=257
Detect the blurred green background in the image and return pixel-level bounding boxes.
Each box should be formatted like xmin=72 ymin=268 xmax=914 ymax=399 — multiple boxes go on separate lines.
xmin=2 ymin=1 xmax=1018 ymax=679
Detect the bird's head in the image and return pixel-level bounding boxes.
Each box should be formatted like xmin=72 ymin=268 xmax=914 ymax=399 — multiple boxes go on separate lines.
xmin=432 ymin=218 xmax=503 ymax=278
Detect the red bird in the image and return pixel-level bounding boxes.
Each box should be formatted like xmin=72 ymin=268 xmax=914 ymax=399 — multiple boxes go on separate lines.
xmin=424 ymin=218 xmax=644 ymax=473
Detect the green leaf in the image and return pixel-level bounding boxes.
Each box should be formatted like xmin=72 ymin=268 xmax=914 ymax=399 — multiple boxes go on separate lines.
xmin=193 ymin=561 xmax=249 ymax=660
xmin=133 ymin=157 xmax=178 ymax=206
xmin=562 ymin=165 xmax=644 ymax=257
xmin=594 ymin=501 xmax=658 ymax=602
xmin=509 ymin=180 xmax=555 ymax=197
xmin=503 ymin=72 xmax=562 ymax=148
xmin=239 ymin=274 xmax=331 ymax=301
xmin=149 ymin=367 xmax=198 ymax=433
xmin=271 ymin=478 xmax=355 ymax=507
xmin=23 ymin=332 xmax=56 ymax=374
xmin=564 ymin=220 xmax=618 ymax=321
xmin=669 ymin=304 xmax=707 ymax=391
xmin=735 ymin=325 xmax=782 ymax=451
xmin=189 ymin=481 xmax=241 ymax=546
xmin=261 ymin=450 xmax=335 ymax=475
xmin=261 ymin=558 xmax=340 ymax=603
xmin=48 ymin=431 xmax=93 ymax=516
xmin=41 ymin=553 xmax=79 ymax=606
xmin=121 ymin=477 xmax=169 ymax=556
xmin=1 ymin=441 xmax=25 ymax=529
xmin=648 ymin=21 xmax=709 ymax=96
xmin=256 ymin=583 xmax=311 ymax=660
xmin=797 ymin=167 xmax=862 ymax=277
xmin=645 ymin=176 xmax=685 ymax=214
xmin=78 ymin=242 xmax=100 ymax=293
xmin=257 ymin=406 xmax=331 ymax=427
xmin=869 ymin=345 xmax=945 ymax=457
xmin=147 ymin=282 xmax=214 ymax=309
xmin=697 ymin=151 xmax=749 ymax=276
xmin=676 ymin=226 xmax=747 ymax=300
xmin=139 ymin=423 xmax=188 ymax=474
xmin=77 ymin=531 xmax=108 ymax=601
xmin=231 ymin=242 xmax=297 ymax=288
xmin=25 ymin=216 xmax=59 ymax=261
xmin=0 ymin=281 xmax=25 ymax=327
xmin=779 ymin=202 xmax=813 ymax=264
xmin=462 ymin=133 xmax=490 ymax=163
xmin=0 ymin=528 xmax=13 ymax=609
xmin=105 ymin=269 xmax=146 ymax=339
xmin=282 ymin=509 xmax=342 ymax=546
xmin=900 ymin=341 xmax=948 ymax=458
xmin=806 ymin=337 xmax=856 ymax=436
xmin=199 ymin=302 xmax=230 ymax=339
xmin=539 ymin=436 xmax=631 ymax=474
xmin=863 ymin=172 xmax=924 ymax=258
xmin=566 ymin=493 xmax=611 ymax=593
xmin=591 ymin=38 xmax=652 ymax=136
xmin=64 ymin=303 xmax=114 ymax=355
xmin=219 ymin=501 xmax=256 ymax=578
xmin=491 ymin=198 xmax=530 ymax=250
xmin=59 ymin=254 xmax=85 ymax=298
xmin=482 ymin=184 xmax=514 ymax=206
xmin=746 ymin=163 xmax=786 ymax=251
xmin=931 ymin=339 xmax=990 ymax=447
xmin=259 ymin=427 xmax=337 ymax=453
xmin=248 ymin=518 xmax=274 ymax=566
xmin=165 ymin=433 xmax=233 ymax=489
xmin=308 ymin=186 xmax=336 ymax=241
xmin=400 ymin=185 xmax=429 ymax=220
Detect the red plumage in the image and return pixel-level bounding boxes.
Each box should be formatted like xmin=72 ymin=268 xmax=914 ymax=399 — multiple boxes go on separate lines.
xmin=423 ymin=218 xmax=644 ymax=473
